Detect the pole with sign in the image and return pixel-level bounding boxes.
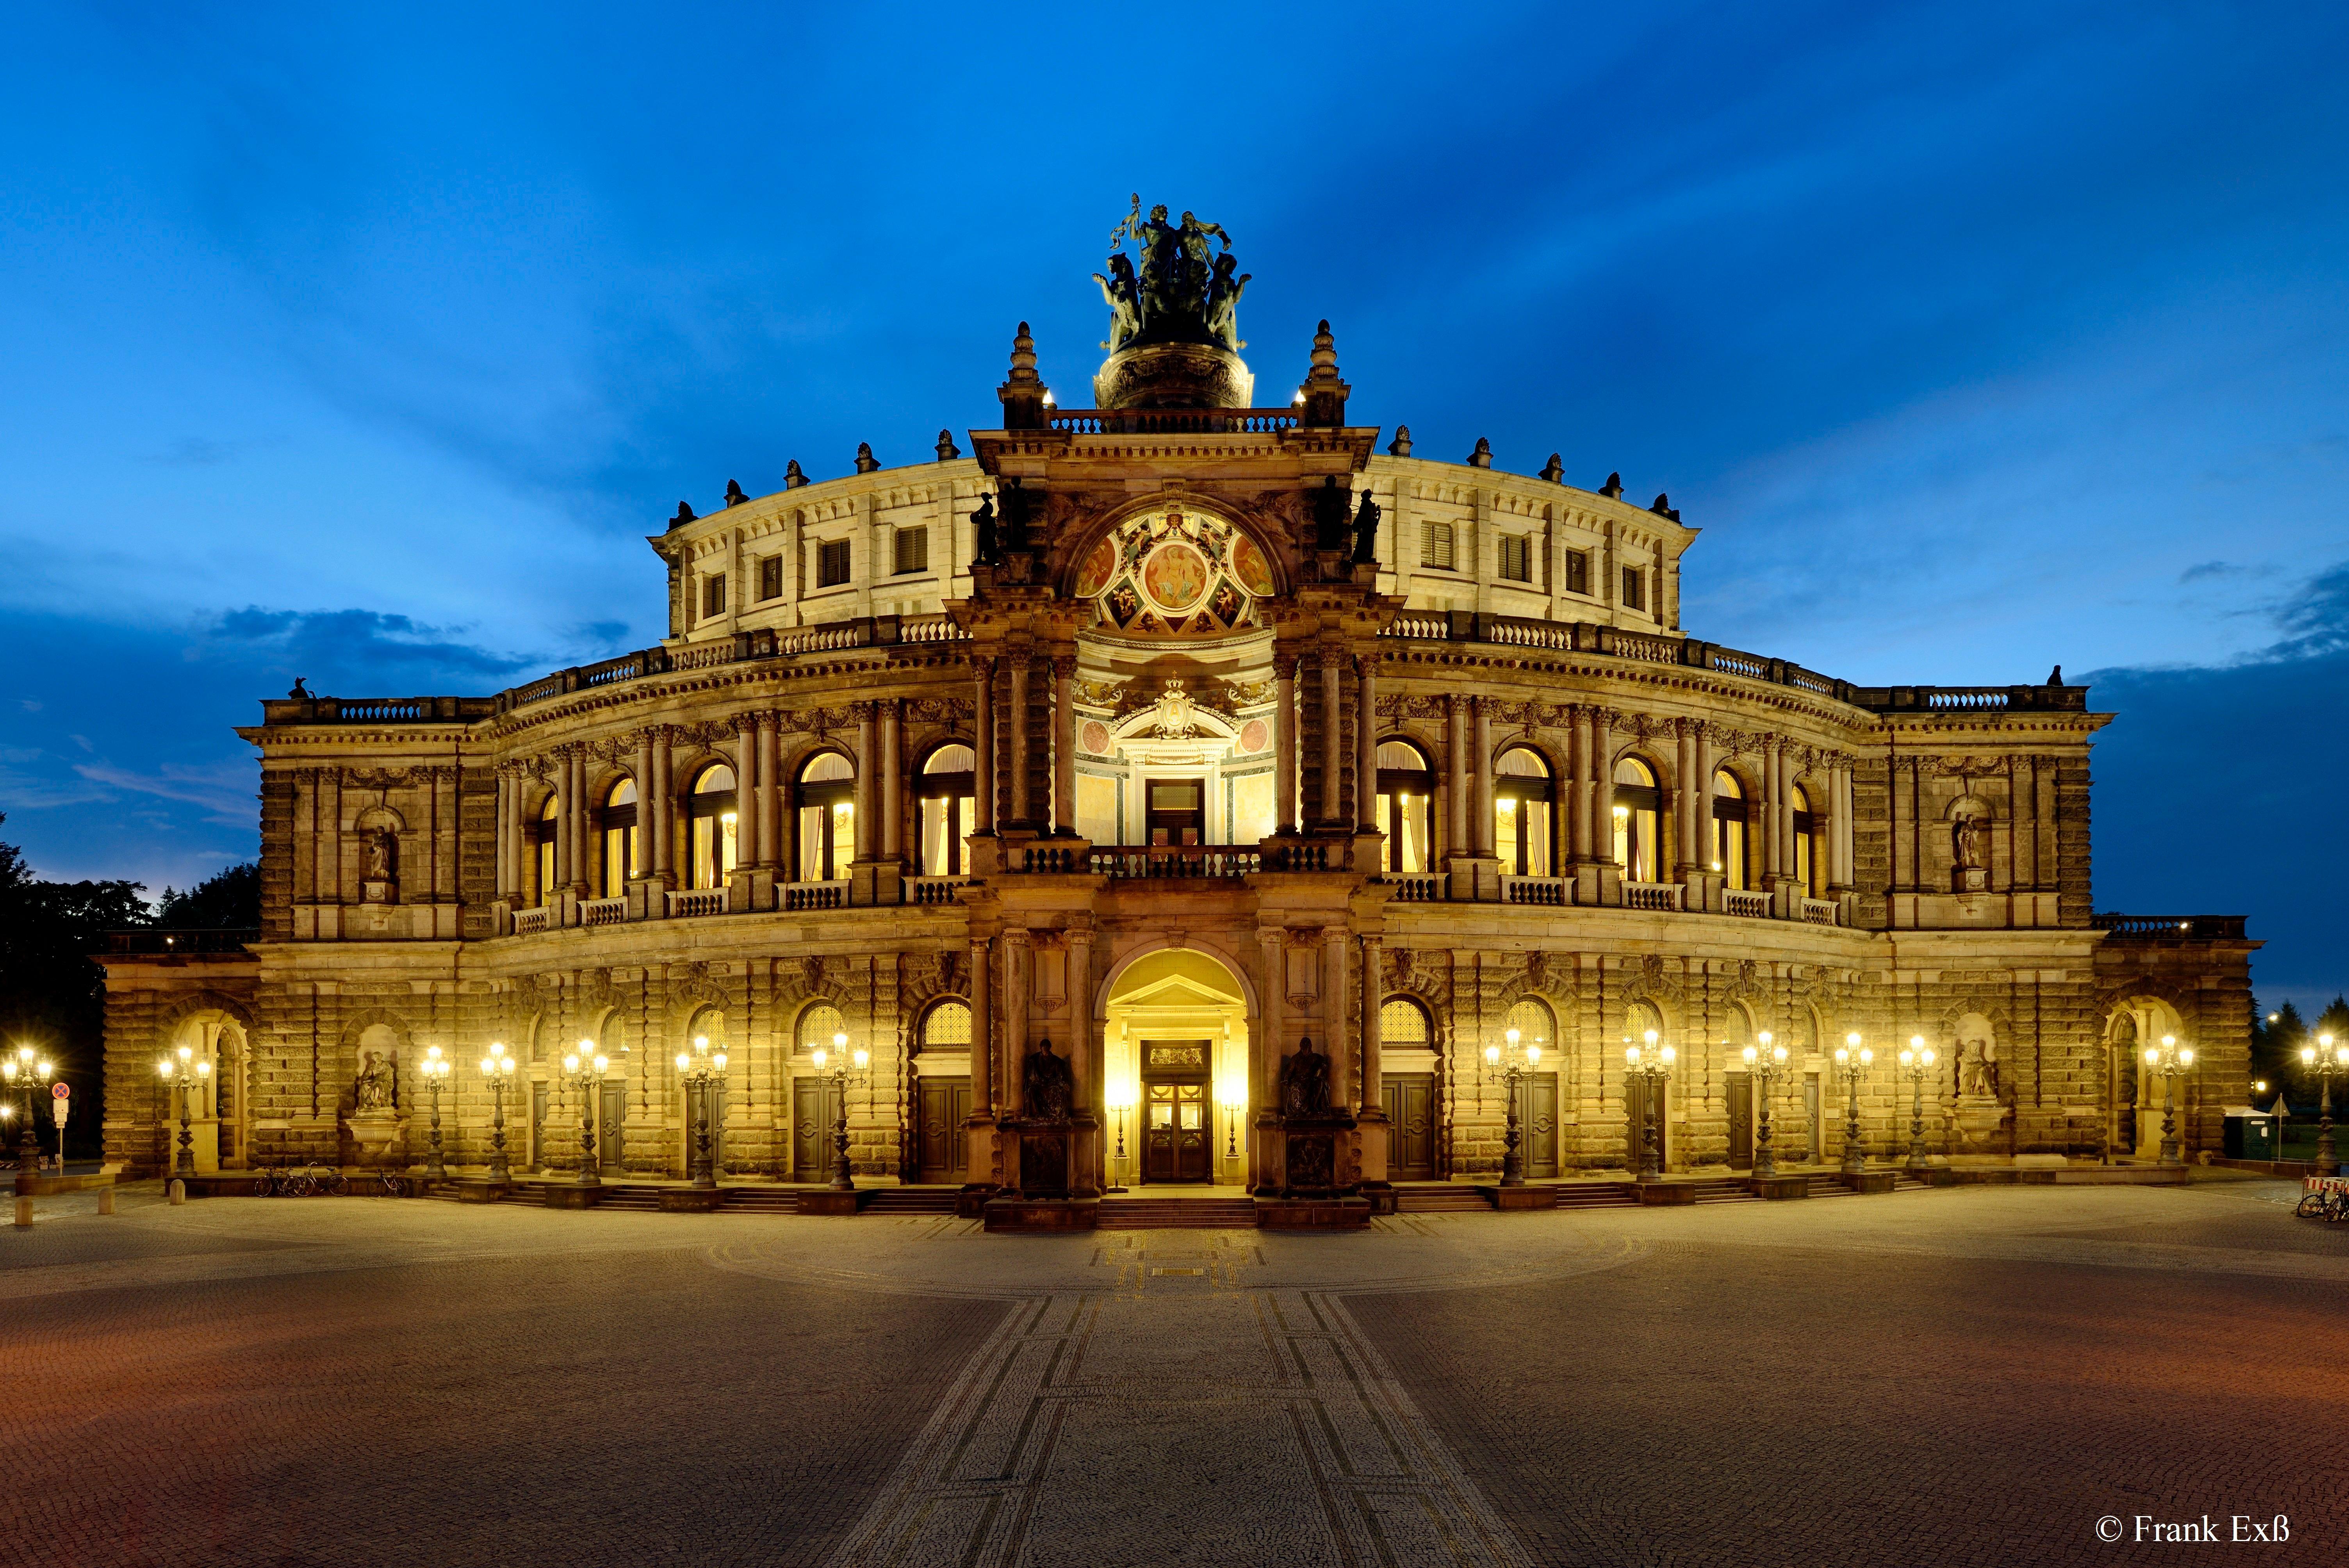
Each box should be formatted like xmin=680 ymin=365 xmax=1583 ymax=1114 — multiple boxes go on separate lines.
xmin=51 ymin=1083 xmax=69 ymax=1174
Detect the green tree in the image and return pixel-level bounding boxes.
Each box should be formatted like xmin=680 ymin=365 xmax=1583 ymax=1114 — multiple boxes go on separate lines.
xmin=155 ymin=862 xmax=259 ymax=929
xmin=2251 ymin=999 xmax=2306 ymax=1099
xmin=0 ymin=813 xmax=150 ymax=1160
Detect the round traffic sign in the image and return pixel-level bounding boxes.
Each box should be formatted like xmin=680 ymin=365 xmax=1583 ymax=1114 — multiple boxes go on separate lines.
xmin=52 ymin=1082 xmax=68 ymax=1098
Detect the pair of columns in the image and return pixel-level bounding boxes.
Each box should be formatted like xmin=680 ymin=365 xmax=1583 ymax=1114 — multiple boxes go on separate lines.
xmin=977 ymin=653 xmax=1076 ymax=836
xmin=1274 ymin=649 xmax=1381 ymax=835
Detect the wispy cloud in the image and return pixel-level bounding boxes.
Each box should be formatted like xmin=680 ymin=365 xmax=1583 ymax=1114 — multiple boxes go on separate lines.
xmin=205 ymin=606 xmax=533 ymax=683
xmin=71 ymin=759 xmax=253 ymax=825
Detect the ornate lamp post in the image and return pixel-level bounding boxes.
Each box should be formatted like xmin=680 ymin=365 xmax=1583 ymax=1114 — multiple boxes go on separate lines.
xmin=1104 ymin=1081 xmax=1136 ymax=1192
xmin=1624 ymin=1029 xmax=1676 ymax=1181
xmin=6 ymin=1045 xmax=52 ymax=1177
xmin=2141 ymin=1033 xmax=2196 ymax=1167
xmin=1483 ymin=1026 xmax=1544 ymax=1186
xmin=417 ymin=1046 xmax=452 ymax=1180
xmin=153 ymin=1046 xmax=209 ymax=1179
xmin=2296 ymin=1032 xmax=2342 ymax=1177
xmin=1832 ymin=1032 xmax=1874 ymax=1174
xmin=1896 ymin=1036 xmax=1938 ymax=1174
xmin=809 ymin=1031 xmax=870 ymax=1192
xmin=675 ymin=1033 xmax=730 ymax=1189
xmin=1217 ymin=1083 xmax=1245 ymax=1166
xmin=1741 ymin=1031 xmax=1789 ymax=1176
xmin=479 ymin=1044 xmax=516 ymax=1182
xmin=561 ymin=1039 xmax=609 ymax=1187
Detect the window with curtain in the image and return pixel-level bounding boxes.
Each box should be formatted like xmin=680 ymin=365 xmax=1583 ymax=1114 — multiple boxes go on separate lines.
xmin=686 ymin=764 xmax=739 ymax=890
xmin=1711 ymin=769 xmax=1749 ymax=889
xmin=599 ymin=778 xmax=637 ymax=896
xmin=1494 ymin=747 xmax=1553 ymax=876
xmin=918 ymin=744 xmax=976 ymax=874
xmin=1375 ymin=741 xmax=1433 ymax=874
xmin=796 ymin=752 xmax=854 ymax=882
xmin=534 ymin=794 xmax=558 ymax=906
xmin=1612 ymin=757 xmax=1661 ymax=882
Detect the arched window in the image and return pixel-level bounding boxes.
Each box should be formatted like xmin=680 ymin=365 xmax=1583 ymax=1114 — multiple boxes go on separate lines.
xmin=1494 ymin=748 xmax=1552 ymax=877
xmin=796 ymin=1001 xmax=846 ymax=1055
xmin=1505 ymin=997 xmax=1554 ymax=1052
xmin=1381 ymin=997 xmax=1432 ymax=1047
xmin=1712 ymin=770 xmax=1748 ymax=890
xmin=918 ymin=744 xmax=976 ymax=875
xmin=685 ymin=1005 xmax=726 ymax=1051
xmin=600 ymin=778 xmax=637 ymax=897
xmin=919 ymin=999 xmax=972 ymax=1052
xmin=686 ymin=764 xmax=739 ymax=890
xmin=535 ymin=794 xmax=559 ymax=907
xmin=1376 ymin=741 xmax=1433 ymax=874
xmin=1791 ymin=784 xmax=1818 ymax=896
xmin=1612 ymin=758 xmax=1661 ymax=883
xmin=1623 ymin=999 xmax=1664 ymax=1047
xmin=796 ymin=752 xmax=854 ymax=882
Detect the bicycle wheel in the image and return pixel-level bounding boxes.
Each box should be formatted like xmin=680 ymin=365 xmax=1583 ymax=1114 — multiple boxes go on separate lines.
xmin=287 ymin=1172 xmax=315 ymax=1197
xmin=322 ymin=1169 xmax=350 ymax=1196
xmin=252 ymin=1173 xmax=274 ymax=1197
xmin=2297 ymin=1193 xmax=2326 ymax=1218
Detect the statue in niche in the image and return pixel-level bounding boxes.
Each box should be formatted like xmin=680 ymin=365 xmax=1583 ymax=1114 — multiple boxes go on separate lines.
xmin=365 ymin=827 xmax=397 ymax=883
xmin=1281 ymin=1036 xmax=1333 ymax=1118
xmin=1952 ymin=810 xmax=1988 ymax=871
xmin=1351 ymin=489 xmax=1381 ymax=565
xmin=1023 ymin=1039 xmax=1074 ymax=1123
xmin=1959 ymin=1032 xmax=2001 ymax=1099
xmin=1312 ymin=476 xmax=1350 ymax=552
xmin=970 ymin=494 xmax=998 ymax=567
xmin=1093 ymin=253 xmax=1143 ymax=353
xmin=354 ymin=1049 xmax=396 ymax=1112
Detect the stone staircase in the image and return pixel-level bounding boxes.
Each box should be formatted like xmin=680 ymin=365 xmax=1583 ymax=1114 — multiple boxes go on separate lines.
xmin=1393 ymin=1182 xmax=1494 ymax=1213
xmin=1098 ymin=1194 xmax=1260 ymax=1229
xmin=859 ymin=1187 xmax=962 ymax=1216
xmin=1551 ymin=1183 xmax=1640 ymax=1210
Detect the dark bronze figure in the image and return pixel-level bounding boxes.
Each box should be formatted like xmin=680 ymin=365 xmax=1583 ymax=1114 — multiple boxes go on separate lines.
xmin=970 ymin=494 xmax=998 ymax=567
xmin=1351 ymin=489 xmax=1381 ymax=565
xmin=1024 ymin=1040 xmax=1074 ymax=1123
xmin=1281 ymin=1036 xmax=1333 ymax=1118
xmin=1313 ymin=476 xmax=1350 ymax=552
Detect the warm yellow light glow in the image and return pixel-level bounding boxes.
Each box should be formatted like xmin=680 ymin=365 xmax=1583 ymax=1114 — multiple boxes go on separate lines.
xmin=196 ymin=1060 xmax=211 ymax=1078
xmin=1660 ymin=1044 xmax=1676 ymax=1065
xmin=1898 ymin=1049 xmax=1913 ymax=1067
xmin=1644 ymin=1029 xmax=1658 ymax=1048
xmin=811 ymin=1048 xmax=828 ymax=1069
xmin=2302 ymin=1046 xmax=2317 ymax=1064
xmin=563 ymin=1053 xmax=580 ymax=1073
xmin=1527 ymin=1044 xmax=1542 ymax=1066
xmin=178 ymin=1044 xmax=192 ymax=1062
xmin=676 ymin=1053 xmax=691 ymax=1071
xmin=852 ymin=1048 xmax=870 ymax=1070
xmin=593 ymin=1054 xmax=609 ymax=1074
xmin=1861 ymin=1048 xmax=1873 ymax=1064
xmin=1485 ymin=1044 xmax=1501 ymax=1065
xmin=1625 ymin=1044 xmax=1641 ymax=1066
xmin=834 ymin=1031 xmax=848 ymax=1051
xmin=1506 ymin=1027 xmax=1521 ymax=1048
xmin=694 ymin=1034 xmax=710 ymax=1053
xmin=1834 ymin=1047 xmax=1847 ymax=1064
xmin=2178 ymin=1047 xmax=2194 ymax=1067
xmin=2148 ymin=1047 xmax=2162 ymax=1066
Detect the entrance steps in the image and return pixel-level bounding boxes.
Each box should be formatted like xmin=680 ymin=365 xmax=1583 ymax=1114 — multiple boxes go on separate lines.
xmin=1098 ymin=1195 xmax=1259 ymax=1229
xmin=1394 ymin=1183 xmax=1497 ymax=1213
xmin=859 ymin=1187 xmax=961 ymax=1216
xmin=1690 ymin=1177 xmax=1761 ymax=1204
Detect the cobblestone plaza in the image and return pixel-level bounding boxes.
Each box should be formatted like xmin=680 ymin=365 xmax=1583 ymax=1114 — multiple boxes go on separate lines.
xmin=5 ymin=1177 xmax=2341 ymax=1566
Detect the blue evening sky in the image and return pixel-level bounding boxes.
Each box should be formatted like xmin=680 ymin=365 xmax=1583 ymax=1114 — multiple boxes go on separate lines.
xmin=2 ymin=3 xmax=2341 ymax=1008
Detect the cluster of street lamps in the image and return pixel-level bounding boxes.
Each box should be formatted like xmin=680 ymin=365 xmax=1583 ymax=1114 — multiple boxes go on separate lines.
xmin=561 ymin=1041 xmax=610 ymax=1187
xmin=2297 ymin=1032 xmax=2341 ymax=1177
xmin=1624 ymin=1030 xmax=1674 ymax=1180
xmin=1485 ymin=1026 xmax=1544 ymax=1186
xmin=676 ymin=1033 xmax=729 ymax=1189
xmin=2142 ymin=1033 xmax=2195 ymax=1169
xmin=153 ymin=1044 xmax=211 ymax=1178
xmin=478 ymin=1044 xmax=516 ymax=1181
xmin=808 ymin=1032 xmax=870 ymax=1191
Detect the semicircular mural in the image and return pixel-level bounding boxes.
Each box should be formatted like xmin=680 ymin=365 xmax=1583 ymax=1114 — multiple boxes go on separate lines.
xmin=1083 ymin=507 xmax=1264 ymax=639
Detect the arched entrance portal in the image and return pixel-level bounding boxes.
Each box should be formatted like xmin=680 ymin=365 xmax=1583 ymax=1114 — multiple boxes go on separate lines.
xmin=1102 ymin=950 xmax=1251 ymax=1187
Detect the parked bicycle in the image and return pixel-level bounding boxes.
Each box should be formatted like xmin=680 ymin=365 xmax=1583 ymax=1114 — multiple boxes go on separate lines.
xmin=248 ymin=1162 xmax=349 ymax=1196
xmin=2294 ymin=1185 xmax=2349 ymax=1222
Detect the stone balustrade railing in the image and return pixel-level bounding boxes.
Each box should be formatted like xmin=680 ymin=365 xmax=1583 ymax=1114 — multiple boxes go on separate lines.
xmin=105 ymin=928 xmax=260 ymax=955
xmin=1046 ymin=407 xmax=1301 ymax=436
xmin=2091 ymin=914 xmax=2249 ymax=940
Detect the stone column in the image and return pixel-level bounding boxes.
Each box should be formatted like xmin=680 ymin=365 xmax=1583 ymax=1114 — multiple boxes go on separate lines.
xmin=633 ymin=734 xmax=656 ymax=874
xmin=1675 ymin=720 xmax=1700 ymax=877
xmin=494 ymin=770 xmax=513 ymax=900
xmin=651 ymin=728 xmax=674 ymax=882
xmin=1003 ymin=930 xmax=1030 ymax=1118
xmin=1009 ymin=658 xmax=1031 ymax=826
xmin=1565 ymin=707 xmax=1591 ymax=864
xmin=734 ymin=712 xmax=760 ymax=866
xmin=966 ymin=935 xmax=996 ymax=1186
xmin=1472 ymin=698 xmax=1494 ymax=855
xmin=1069 ymin=927 xmax=1100 ymax=1198
xmin=552 ymin=752 xmax=574 ymax=892
xmin=853 ymin=703 xmax=875 ymax=860
xmin=1256 ymin=927 xmax=1285 ymax=1191
xmin=1319 ymin=652 xmax=1343 ymax=826
xmin=1323 ymin=927 xmax=1351 ymax=1111
xmin=1052 ymin=657 xmax=1076 ymax=836
xmin=1445 ymin=695 xmax=1468 ymax=858
xmin=1358 ymin=933 xmax=1388 ymax=1192
xmin=1356 ymin=654 xmax=1379 ymax=833
xmin=973 ymin=657 xmax=996 ymax=835
xmin=756 ymin=715 xmax=780 ymax=869
xmin=881 ymin=699 xmax=902 ymax=862
xmin=1274 ymin=656 xmax=1298 ymax=835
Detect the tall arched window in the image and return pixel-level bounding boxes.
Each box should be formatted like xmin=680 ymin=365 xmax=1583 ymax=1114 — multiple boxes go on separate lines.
xmin=1612 ymin=758 xmax=1661 ymax=882
xmin=918 ymin=744 xmax=976 ymax=875
xmin=1505 ymin=997 xmax=1554 ymax=1052
xmin=1712 ymin=770 xmax=1749 ymax=890
xmin=686 ymin=764 xmax=739 ymax=890
xmin=796 ymin=752 xmax=854 ymax=882
xmin=796 ymin=1001 xmax=846 ymax=1054
xmin=919 ymin=999 xmax=972 ymax=1052
xmin=1381 ymin=997 xmax=1432 ymax=1048
xmin=1376 ymin=741 xmax=1433 ymax=874
xmin=1624 ymin=998 xmax=1664 ymax=1046
xmin=1791 ymin=784 xmax=1818 ymax=896
xmin=1494 ymin=748 xmax=1553 ymax=876
xmin=534 ymin=794 xmax=558 ymax=906
xmin=599 ymin=778 xmax=637 ymax=896
xmin=685 ymin=1005 xmax=726 ymax=1051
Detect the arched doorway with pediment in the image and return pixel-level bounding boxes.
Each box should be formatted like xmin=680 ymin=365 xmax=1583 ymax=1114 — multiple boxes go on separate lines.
xmin=1100 ymin=948 xmax=1253 ymax=1187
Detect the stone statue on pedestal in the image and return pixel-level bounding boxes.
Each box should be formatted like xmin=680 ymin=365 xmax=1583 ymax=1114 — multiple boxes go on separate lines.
xmin=1023 ymin=1040 xmax=1074 ymax=1123
xmin=1281 ymin=1037 xmax=1332 ymax=1119
xmin=354 ymin=1049 xmax=396 ymax=1111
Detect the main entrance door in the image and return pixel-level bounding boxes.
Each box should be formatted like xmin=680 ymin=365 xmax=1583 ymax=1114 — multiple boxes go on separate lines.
xmin=1383 ymin=1073 xmax=1436 ymax=1180
xmin=793 ymin=1079 xmax=841 ymax=1181
xmin=599 ymin=1082 xmax=627 ymax=1176
xmin=917 ymin=1077 xmax=971 ymax=1183
xmin=1512 ymin=1072 xmax=1559 ymax=1178
xmin=1141 ymin=1041 xmax=1212 ymax=1183
xmin=1725 ymin=1072 xmax=1753 ymax=1169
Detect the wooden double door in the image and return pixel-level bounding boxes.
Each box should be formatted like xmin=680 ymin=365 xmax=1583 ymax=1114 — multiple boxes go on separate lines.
xmin=1142 ymin=1076 xmax=1212 ymax=1183
xmin=793 ymin=1079 xmax=843 ymax=1181
xmin=916 ymin=1077 xmax=971 ymax=1184
xmin=1383 ymin=1074 xmax=1438 ymax=1180
xmin=1511 ymin=1073 xmax=1559 ymax=1180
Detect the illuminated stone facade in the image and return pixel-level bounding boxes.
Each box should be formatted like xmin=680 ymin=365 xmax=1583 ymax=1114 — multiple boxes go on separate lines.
xmin=100 ymin=250 xmax=2257 ymax=1199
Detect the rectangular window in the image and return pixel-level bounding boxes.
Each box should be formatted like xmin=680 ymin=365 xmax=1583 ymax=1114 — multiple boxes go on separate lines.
xmin=700 ymin=573 xmax=726 ymax=618
xmin=893 ymin=526 xmax=929 ymax=576
xmin=1565 ymin=549 xmax=1590 ymax=595
xmin=1498 ymin=534 xmax=1531 ymax=583
xmin=1621 ymin=565 xmax=1644 ymax=611
xmin=817 ymin=539 xmax=852 ymax=588
xmin=758 ymin=554 xmax=783 ymax=601
xmin=1421 ymin=520 xmax=1455 ymax=570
